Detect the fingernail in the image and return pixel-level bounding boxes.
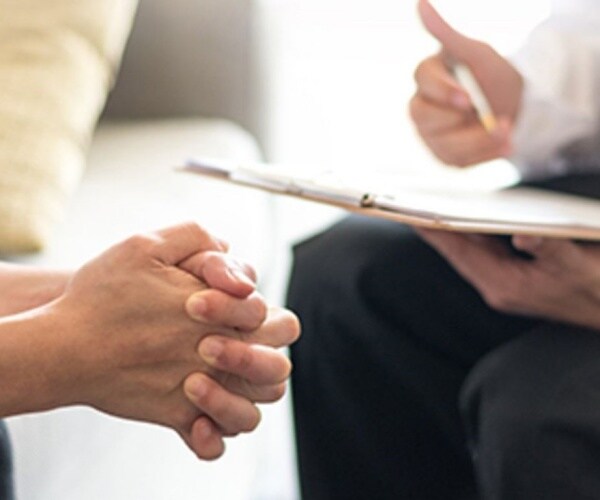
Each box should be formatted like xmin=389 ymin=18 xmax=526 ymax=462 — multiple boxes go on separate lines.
xmin=229 ymin=267 xmax=255 ymax=287
xmin=200 ymin=338 xmax=224 ymax=363
xmin=187 ymin=296 xmax=208 ymax=320
xmin=189 ymin=377 xmax=207 ymax=399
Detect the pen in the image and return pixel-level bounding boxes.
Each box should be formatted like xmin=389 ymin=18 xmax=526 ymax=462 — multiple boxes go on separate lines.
xmin=453 ymin=63 xmax=497 ymax=133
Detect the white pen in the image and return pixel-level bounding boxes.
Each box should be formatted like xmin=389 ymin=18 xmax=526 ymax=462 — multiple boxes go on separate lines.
xmin=453 ymin=63 xmax=497 ymax=133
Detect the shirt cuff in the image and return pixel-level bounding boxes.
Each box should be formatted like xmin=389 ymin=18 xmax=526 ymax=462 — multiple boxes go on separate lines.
xmin=510 ymin=76 xmax=595 ymax=181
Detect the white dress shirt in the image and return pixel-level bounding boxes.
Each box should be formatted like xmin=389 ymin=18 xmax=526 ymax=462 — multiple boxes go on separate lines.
xmin=511 ymin=0 xmax=600 ymax=179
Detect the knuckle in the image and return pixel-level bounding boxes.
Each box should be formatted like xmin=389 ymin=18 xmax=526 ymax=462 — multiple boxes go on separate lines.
xmin=234 ymin=346 xmax=255 ymax=373
xmin=123 ymin=234 xmax=155 ymax=255
xmin=172 ymin=406 xmax=196 ymax=432
xmin=179 ymin=221 xmax=222 ymax=250
xmin=473 ymin=43 xmax=496 ymax=61
xmin=413 ymin=58 xmax=431 ymax=84
xmin=408 ymin=96 xmax=422 ymax=123
xmin=408 ymin=95 xmax=420 ymax=122
xmin=181 ymin=221 xmax=209 ymax=239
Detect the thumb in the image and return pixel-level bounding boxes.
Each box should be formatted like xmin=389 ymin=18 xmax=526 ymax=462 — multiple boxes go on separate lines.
xmin=417 ymin=0 xmax=478 ymax=62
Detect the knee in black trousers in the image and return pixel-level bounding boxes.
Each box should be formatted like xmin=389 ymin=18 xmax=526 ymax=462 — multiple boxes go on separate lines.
xmin=288 ymin=217 xmax=532 ymax=500
xmin=461 ymin=325 xmax=600 ymax=500
xmin=289 ymin=217 xmax=479 ymax=499
xmin=288 ymin=214 xmax=600 ymax=500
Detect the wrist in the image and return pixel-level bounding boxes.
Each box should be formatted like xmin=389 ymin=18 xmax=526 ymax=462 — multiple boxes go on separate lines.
xmin=0 ymin=267 xmax=71 ymax=316
xmin=39 ymin=297 xmax=99 ymax=409
xmin=0 ymin=301 xmax=84 ymax=416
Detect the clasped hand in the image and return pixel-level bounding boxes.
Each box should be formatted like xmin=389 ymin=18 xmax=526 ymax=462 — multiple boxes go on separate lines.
xmin=49 ymin=222 xmax=300 ymax=460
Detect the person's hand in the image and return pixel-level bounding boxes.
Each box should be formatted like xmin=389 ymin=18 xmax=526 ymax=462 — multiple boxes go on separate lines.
xmin=46 ymin=223 xmax=273 ymax=455
xmin=417 ymin=228 xmax=600 ymax=330
xmin=174 ymin=250 xmax=301 ymax=459
xmin=409 ymin=0 xmax=524 ymax=167
xmin=182 ymin=307 xmax=300 ymax=459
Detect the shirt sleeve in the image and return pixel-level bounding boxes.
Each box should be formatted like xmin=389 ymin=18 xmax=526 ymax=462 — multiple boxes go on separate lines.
xmin=510 ymin=0 xmax=600 ymax=180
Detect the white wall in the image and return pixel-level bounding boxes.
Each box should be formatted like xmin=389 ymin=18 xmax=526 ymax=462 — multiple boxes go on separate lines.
xmin=259 ymin=0 xmax=549 ymax=179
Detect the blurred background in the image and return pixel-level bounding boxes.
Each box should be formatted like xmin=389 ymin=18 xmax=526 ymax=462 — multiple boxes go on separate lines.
xmin=260 ymin=0 xmax=549 ymax=169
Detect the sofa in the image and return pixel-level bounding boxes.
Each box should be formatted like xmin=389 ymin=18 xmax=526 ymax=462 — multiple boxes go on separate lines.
xmin=5 ymin=1 xmax=300 ymax=498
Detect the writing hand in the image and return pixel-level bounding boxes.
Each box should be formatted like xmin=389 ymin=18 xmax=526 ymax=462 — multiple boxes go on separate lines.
xmin=410 ymin=0 xmax=523 ymax=167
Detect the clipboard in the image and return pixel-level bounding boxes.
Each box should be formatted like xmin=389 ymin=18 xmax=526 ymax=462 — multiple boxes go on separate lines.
xmin=181 ymin=158 xmax=600 ymax=241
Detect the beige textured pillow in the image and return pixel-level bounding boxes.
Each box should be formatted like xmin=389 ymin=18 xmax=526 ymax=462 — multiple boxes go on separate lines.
xmin=0 ymin=0 xmax=138 ymax=253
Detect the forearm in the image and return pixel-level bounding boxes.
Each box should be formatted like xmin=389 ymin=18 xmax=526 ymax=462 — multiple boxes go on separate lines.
xmin=0 ymin=263 xmax=70 ymax=316
xmin=0 ymin=304 xmax=79 ymax=417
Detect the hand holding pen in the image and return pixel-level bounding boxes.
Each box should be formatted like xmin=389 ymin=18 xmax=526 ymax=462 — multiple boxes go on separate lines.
xmin=409 ymin=0 xmax=524 ymax=167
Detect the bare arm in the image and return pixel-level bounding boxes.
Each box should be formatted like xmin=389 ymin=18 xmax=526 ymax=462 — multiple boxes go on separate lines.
xmin=0 ymin=304 xmax=77 ymax=416
xmin=0 ymin=263 xmax=70 ymax=316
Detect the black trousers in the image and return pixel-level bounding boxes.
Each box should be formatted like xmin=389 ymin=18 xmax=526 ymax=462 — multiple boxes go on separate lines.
xmin=287 ymin=175 xmax=600 ymax=500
